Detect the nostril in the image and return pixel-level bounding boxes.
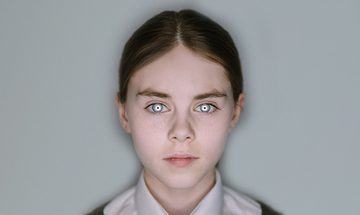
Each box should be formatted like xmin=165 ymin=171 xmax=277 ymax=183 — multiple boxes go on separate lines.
xmin=170 ymin=133 xmax=193 ymax=143
xmin=168 ymin=116 xmax=195 ymax=142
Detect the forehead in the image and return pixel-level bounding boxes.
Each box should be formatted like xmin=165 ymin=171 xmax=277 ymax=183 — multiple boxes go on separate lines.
xmin=128 ymin=45 xmax=231 ymax=94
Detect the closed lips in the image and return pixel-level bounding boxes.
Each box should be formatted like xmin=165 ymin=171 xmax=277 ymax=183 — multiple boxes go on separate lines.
xmin=163 ymin=154 xmax=199 ymax=160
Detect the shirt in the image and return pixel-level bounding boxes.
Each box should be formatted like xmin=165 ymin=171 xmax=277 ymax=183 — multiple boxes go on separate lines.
xmin=103 ymin=170 xmax=261 ymax=215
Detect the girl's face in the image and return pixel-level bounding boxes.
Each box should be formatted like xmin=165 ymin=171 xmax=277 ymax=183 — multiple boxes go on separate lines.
xmin=118 ymin=45 xmax=244 ymax=191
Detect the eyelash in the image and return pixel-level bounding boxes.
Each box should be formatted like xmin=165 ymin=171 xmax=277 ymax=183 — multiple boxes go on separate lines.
xmin=145 ymin=103 xmax=169 ymax=113
xmin=194 ymin=103 xmax=218 ymax=113
xmin=145 ymin=103 xmax=218 ymax=114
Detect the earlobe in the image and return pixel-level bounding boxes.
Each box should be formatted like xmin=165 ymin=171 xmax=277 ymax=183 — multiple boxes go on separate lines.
xmin=230 ymin=93 xmax=245 ymax=130
xmin=116 ymin=96 xmax=131 ymax=133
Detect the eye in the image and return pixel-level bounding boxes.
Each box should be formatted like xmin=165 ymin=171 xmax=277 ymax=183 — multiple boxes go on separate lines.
xmin=195 ymin=103 xmax=217 ymax=113
xmin=146 ymin=103 xmax=169 ymax=113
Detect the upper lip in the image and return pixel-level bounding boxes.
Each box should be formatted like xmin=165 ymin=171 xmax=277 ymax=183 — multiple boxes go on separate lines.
xmin=163 ymin=153 xmax=199 ymax=160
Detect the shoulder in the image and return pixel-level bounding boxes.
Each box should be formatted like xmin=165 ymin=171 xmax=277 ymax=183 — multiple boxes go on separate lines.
xmin=258 ymin=201 xmax=283 ymax=215
xmin=86 ymin=187 xmax=136 ymax=215
xmin=86 ymin=202 xmax=108 ymax=215
xmin=223 ymin=186 xmax=283 ymax=215
xmin=223 ymin=186 xmax=262 ymax=215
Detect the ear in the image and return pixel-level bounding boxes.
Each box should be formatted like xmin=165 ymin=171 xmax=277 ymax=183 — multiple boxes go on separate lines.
xmin=229 ymin=93 xmax=245 ymax=130
xmin=116 ymin=96 xmax=131 ymax=133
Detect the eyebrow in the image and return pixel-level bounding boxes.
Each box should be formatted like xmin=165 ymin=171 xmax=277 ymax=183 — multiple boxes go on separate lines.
xmin=137 ymin=89 xmax=227 ymax=100
xmin=194 ymin=91 xmax=227 ymax=100
xmin=137 ymin=89 xmax=170 ymax=98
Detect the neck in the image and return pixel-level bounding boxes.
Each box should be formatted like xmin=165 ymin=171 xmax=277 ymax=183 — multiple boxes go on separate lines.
xmin=144 ymin=170 xmax=216 ymax=215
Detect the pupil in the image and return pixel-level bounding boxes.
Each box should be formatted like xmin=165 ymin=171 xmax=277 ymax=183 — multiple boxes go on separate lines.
xmin=154 ymin=104 xmax=162 ymax=112
xmin=201 ymin=105 xmax=209 ymax=112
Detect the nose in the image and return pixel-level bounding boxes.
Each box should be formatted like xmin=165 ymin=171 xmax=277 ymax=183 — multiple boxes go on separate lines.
xmin=168 ymin=113 xmax=195 ymax=143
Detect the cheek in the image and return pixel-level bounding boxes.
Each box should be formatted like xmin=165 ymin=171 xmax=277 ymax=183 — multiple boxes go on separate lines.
xmin=204 ymin=128 xmax=228 ymax=152
xmin=197 ymin=116 xmax=231 ymax=160
xmin=128 ymin=115 xmax=168 ymax=160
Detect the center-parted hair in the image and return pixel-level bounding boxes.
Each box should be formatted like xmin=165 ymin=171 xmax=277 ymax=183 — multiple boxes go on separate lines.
xmin=118 ymin=9 xmax=242 ymax=103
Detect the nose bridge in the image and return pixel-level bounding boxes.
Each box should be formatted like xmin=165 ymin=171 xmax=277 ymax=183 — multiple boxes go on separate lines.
xmin=168 ymin=109 xmax=195 ymax=143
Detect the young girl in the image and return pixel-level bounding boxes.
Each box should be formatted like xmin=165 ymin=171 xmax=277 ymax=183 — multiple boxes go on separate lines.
xmin=88 ymin=9 xmax=281 ymax=215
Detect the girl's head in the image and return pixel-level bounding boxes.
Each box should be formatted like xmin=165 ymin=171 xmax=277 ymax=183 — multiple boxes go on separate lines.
xmin=118 ymin=9 xmax=243 ymax=104
xmin=116 ymin=9 xmax=244 ymax=191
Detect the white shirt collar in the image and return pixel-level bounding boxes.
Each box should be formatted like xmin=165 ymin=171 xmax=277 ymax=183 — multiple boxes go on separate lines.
xmin=104 ymin=169 xmax=261 ymax=215
xmin=135 ymin=170 xmax=223 ymax=215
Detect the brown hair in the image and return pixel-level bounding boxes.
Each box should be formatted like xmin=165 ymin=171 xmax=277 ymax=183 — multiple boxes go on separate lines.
xmin=118 ymin=9 xmax=242 ymax=103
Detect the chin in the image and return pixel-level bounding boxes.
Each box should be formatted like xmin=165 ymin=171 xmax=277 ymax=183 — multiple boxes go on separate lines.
xmin=160 ymin=171 xmax=204 ymax=190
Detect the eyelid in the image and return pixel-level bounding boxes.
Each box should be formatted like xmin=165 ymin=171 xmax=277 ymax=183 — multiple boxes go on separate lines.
xmin=145 ymin=102 xmax=170 ymax=113
xmin=194 ymin=103 xmax=218 ymax=113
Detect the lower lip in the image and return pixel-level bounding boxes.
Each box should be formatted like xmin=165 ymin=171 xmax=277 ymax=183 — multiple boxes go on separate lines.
xmin=164 ymin=158 xmax=198 ymax=168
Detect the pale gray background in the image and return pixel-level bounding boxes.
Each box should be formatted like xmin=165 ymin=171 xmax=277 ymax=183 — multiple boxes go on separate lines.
xmin=0 ymin=0 xmax=359 ymax=214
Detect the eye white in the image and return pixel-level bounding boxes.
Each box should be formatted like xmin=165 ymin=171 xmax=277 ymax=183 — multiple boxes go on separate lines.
xmin=196 ymin=104 xmax=215 ymax=113
xmin=150 ymin=103 xmax=165 ymax=113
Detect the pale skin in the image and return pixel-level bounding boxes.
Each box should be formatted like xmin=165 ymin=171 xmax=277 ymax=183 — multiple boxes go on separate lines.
xmin=116 ymin=45 xmax=244 ymax=215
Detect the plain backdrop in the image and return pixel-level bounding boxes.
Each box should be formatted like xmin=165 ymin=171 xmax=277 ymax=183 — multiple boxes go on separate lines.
xmin=1 ymin=0 xmax=359 ymax=214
